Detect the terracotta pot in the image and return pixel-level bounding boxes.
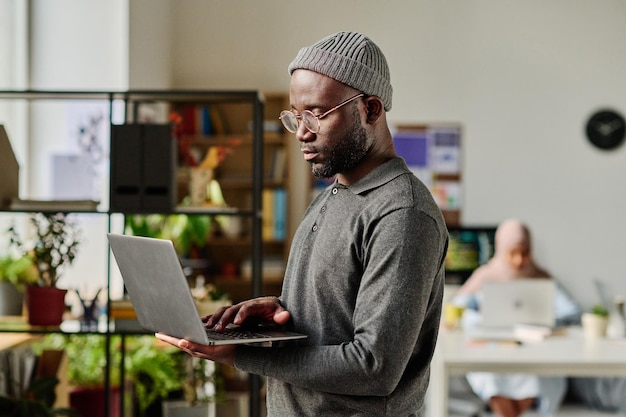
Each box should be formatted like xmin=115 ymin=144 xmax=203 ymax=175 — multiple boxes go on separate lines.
xmin=70 ymin=386 xmax=121 ymax=417
xmin=26 ymin=286 xmax=67 ymax=326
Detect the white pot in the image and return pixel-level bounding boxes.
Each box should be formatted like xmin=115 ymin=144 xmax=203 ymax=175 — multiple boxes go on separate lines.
xmin=162 ymin=400 xmax=215 ymax=417
xmin=582 ymin=313 xmax=609 ymax=339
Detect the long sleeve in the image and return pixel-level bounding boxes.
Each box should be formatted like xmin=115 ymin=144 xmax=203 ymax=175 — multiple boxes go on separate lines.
xmin=234 ymin=158 xmax=448 ymax=416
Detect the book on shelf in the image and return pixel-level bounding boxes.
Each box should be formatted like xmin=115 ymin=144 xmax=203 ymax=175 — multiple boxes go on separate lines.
xmin=109 ymin=299 xmax=137 ymax=320
xmin=262 ymin=189 xmax=275 ymax=241
xmin=262 ymin=188 xmax=287 ymax=241
xmin=200 ymin=106 xmax=212 ymax=135
xmin=273 ymin=188 xmax=287 ymax=240
xmin=209 ymin=106 xmax=226 ymax=135
xmin=176 ymin=103 xmax=225 ymax=136
xmin=180 ymin=105 xmax=197 ymax=135
xmin=270 ymin=147 xmax=287 ymax=181
xmin=9 ymin=198 xmax=99 ymax=212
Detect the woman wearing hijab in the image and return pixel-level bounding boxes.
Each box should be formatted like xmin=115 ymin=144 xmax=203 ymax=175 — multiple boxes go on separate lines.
xmin=453 ymin=219 xmax=563 ymax=417
xmin=456 ymin=218 xmax=549 ymax=297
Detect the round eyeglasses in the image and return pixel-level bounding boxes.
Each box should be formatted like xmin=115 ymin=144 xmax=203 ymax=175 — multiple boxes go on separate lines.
xmin=279 ymin=93 xmax=365 ymax=134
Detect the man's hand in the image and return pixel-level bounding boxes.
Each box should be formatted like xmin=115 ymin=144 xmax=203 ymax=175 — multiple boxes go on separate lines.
xmin=205 ymin=296 xmax=291 ymax=331
xmin=155 ymin=297 xmax=290 ymax=366
xmin=155 ymin=333 xmax=236 ymax=366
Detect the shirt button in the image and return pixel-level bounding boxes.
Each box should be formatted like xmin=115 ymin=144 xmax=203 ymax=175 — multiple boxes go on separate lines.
xmin=332 ymin=188 xmax=338 ymax=195
xmin=320 ymin=205 xmax=327 ymax=213
xmin=312 ymin=224 xmax=318 ymax=232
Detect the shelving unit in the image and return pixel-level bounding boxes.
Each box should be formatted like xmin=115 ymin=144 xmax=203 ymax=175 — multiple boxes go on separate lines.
xmin=0 ymin=89 xmax=297 ymax=417
xmin=444 ymin=225 xmax=497 ymax=285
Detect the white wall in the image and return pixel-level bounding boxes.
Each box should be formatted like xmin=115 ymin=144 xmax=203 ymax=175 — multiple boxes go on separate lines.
xmin=22 ymin=0 xmax=183 ymax=305
xmin=28 ymin=0 xmax=130 ymax=302
xmin=169 ymin=0 xmax=626 ymax=309
xmin=128 ymin=0 xmax=173 ymax=89
xmin=25 ymin=0 xmax=174 ymax=302
xmin=30 ymin=0 xmax=128 ymax=90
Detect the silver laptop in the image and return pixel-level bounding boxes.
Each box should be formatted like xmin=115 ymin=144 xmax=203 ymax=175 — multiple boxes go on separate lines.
xmin=481 ymin=279 xmax=555 ymax=328
xmin=466 ymin=279 xmax=555 ymax=341
xmin=107 ymin=233 xmax=307 ymax=346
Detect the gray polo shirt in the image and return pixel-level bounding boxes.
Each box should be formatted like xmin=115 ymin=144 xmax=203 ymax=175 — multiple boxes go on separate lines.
xmin=236 ymin=157 xmax=448 ymax=416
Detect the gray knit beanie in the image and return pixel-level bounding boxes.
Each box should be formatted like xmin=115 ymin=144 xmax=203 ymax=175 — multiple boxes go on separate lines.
xmin=288 ymin=31 xmax=393 ymax=111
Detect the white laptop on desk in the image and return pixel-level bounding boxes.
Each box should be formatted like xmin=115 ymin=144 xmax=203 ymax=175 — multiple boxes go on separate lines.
xmin=466 ymin=279 xmax=555 ymax=340
xmin=107 ymin=233 xmax=307 ymax=346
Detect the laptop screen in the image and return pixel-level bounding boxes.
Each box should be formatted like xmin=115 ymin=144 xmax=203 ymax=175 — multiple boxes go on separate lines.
xmin=481 ymin=279 xmax=556 ymax=327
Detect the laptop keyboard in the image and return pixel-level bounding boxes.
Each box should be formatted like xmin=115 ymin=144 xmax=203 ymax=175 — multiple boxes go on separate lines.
xmin=205 ymin=327 xmax=270 ymax=341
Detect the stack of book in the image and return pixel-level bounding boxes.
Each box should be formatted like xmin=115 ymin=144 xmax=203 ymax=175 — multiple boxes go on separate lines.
xmin=513 ymin=323 xmax=568 ymax=342
xmin=109 ymin=299 xmax=144 ymax=332
xmin=109 ymin=299 xmax=137 ymax=319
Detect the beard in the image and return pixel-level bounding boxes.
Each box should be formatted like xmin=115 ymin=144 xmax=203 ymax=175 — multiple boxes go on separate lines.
xmin=310 ymin=113 xmax=369 ymax=179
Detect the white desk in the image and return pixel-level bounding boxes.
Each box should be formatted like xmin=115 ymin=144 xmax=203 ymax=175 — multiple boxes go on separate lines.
xmin=426 ymin=327 xmax=626 ymax=417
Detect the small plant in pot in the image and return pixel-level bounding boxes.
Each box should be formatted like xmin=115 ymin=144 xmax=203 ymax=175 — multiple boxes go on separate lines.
xmin=0 ymin=253 xmax=38 ymax=316
xmin=582 ymin=303 xmax=610 ymax=339
xmin=35 ymin=334 xmax=185 ymax=417
xmin=591 ymin=304 xmax=609 ymax=317
xmin=8 ymin=212 xmax=81 ymax=326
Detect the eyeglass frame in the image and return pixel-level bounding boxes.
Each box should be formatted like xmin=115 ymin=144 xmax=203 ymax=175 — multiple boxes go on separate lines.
xmin=279 ymin=93 xmax=365 ymax=134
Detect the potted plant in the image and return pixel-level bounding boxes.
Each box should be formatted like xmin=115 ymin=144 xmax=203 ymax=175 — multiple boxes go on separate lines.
xmin=0 ymin=253 xmax=38 ymax=315
xmin=8 ymin=212 xmax=81 ymax=326
xmin=161 ymin=350 xmax=225 ymax=417
xmin=39 ymin=334 xmax=123 ymax=417
xmin=35 ymin=334 xmax=186 ymax=417
xmin=125 ymin=213 xmax=212 ymax=258
xmin=125 ymin=336 xmax=188 ymax=416
xmin=582 ymin=304 xmax=609 ymax=339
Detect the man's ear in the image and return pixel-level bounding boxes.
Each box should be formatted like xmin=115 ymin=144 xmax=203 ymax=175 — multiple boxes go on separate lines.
xmin=364 ymin=96 xmax=384 ymax=124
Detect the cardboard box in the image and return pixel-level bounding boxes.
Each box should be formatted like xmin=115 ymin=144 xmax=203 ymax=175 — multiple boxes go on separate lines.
xmin=0 ymin=125 xmax=19 ymax=208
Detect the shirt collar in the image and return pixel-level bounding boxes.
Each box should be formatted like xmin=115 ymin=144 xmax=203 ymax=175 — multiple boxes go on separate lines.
xmin=342 ymin=157 xmax=410 ymax=195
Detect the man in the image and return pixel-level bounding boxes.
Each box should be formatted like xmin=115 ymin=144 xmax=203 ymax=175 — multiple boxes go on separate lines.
xmin=157 ymin=31 xmax=448 ymax=416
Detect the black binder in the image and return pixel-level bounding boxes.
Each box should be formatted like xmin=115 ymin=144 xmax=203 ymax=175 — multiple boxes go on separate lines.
xmin=110 ymin=124 xmax=175 ymax=212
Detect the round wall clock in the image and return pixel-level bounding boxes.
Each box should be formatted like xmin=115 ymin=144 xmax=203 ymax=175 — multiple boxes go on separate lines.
xmin=585 ymin=109 xmax=626 ymax=150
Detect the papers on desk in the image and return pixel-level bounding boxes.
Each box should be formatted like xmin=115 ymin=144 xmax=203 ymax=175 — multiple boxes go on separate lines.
xmin=464 ymin=323 xmax=568 ymax=344
xmin=512 ymin=323 xmax=568 ymax=342
xmin=464 ymin=338 xmax=522 ymax=348
xmin=464 ymin=327 xmax=521 ymax=345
